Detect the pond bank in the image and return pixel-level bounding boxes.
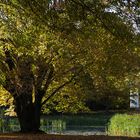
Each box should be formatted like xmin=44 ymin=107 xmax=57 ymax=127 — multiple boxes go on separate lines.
xmin=0 ymin=134 xmax=139 ymax=140
xmin=0 ymin=113 xmax=111 ymax=134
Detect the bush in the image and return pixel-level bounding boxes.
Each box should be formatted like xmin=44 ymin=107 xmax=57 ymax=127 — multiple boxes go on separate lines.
xmin=107 ymin=113 xmax=140 ymax=137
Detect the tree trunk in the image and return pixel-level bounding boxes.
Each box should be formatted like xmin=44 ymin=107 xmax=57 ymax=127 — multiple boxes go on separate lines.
xmin=3 ymin=50 xmax=47 ymax=133
xmin=14 ymin=94 xmax=42 ymax=133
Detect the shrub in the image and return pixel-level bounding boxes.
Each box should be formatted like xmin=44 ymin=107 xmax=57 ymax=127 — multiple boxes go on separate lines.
xmin=107 ymin=113 xmax=140 ymax=137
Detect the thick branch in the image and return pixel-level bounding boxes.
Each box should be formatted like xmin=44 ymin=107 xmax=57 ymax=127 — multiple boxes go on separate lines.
xmin=35 ymin=62 xmax=53 ymax=91
xmin=43 ymin=64 xmax=54 ymax=92
xmin=41 ymin=63 xmax=87 ymax=106
xmin=41 ymin=75 xmax=74 ymax=106
xmin=0 ymin=38 xmax=17 ymax=47
xmin=0 ymin=59 xmax=10 ymax=72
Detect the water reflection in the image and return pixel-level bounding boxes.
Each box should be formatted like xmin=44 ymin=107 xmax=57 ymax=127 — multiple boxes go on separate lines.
xmin=40 ymin=119 xmax=66 ymax=133
xmin=0 ymin=116 xmax=106 ymax=135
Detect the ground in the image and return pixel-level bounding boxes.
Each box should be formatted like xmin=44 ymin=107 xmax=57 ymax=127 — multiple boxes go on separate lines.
xmin=0 ymin=134 xmax=139 ymax=140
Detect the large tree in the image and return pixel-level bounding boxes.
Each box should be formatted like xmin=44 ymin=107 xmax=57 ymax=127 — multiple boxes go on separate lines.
xmin=0 ymin=0 xmax=139 ymax=133
xmin=0 ymin=32 xmax=82 ymax=132
xmin=0 ymin=2 xmax=95 ymax=131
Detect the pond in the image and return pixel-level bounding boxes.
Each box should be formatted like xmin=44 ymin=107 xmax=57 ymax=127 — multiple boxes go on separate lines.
xmin=0 ymin=113 xmax=112 ymax=135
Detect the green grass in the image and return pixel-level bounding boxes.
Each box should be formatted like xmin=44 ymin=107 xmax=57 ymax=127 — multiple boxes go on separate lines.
xmin=107 ymin=113 xmax=140 ymax=137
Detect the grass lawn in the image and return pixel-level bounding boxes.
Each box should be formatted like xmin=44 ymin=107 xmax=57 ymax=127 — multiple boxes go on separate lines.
xmin=0 ymin=134 xmax=140 ymax=140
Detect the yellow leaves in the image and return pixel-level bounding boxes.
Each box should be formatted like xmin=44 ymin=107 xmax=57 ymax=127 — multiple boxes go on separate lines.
xmin=133 ymin=47 xmax=140 ymax=57
xmin=0 ymin=86 xmax=13 ymax=107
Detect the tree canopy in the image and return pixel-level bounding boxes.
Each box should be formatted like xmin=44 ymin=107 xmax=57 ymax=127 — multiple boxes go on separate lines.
xmin=0 ymin=0 xmax=140 ymax=132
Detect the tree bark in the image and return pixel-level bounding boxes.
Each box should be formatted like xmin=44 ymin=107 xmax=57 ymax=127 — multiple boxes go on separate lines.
xmin=14 ymin=94 xmax=42 ymax=133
